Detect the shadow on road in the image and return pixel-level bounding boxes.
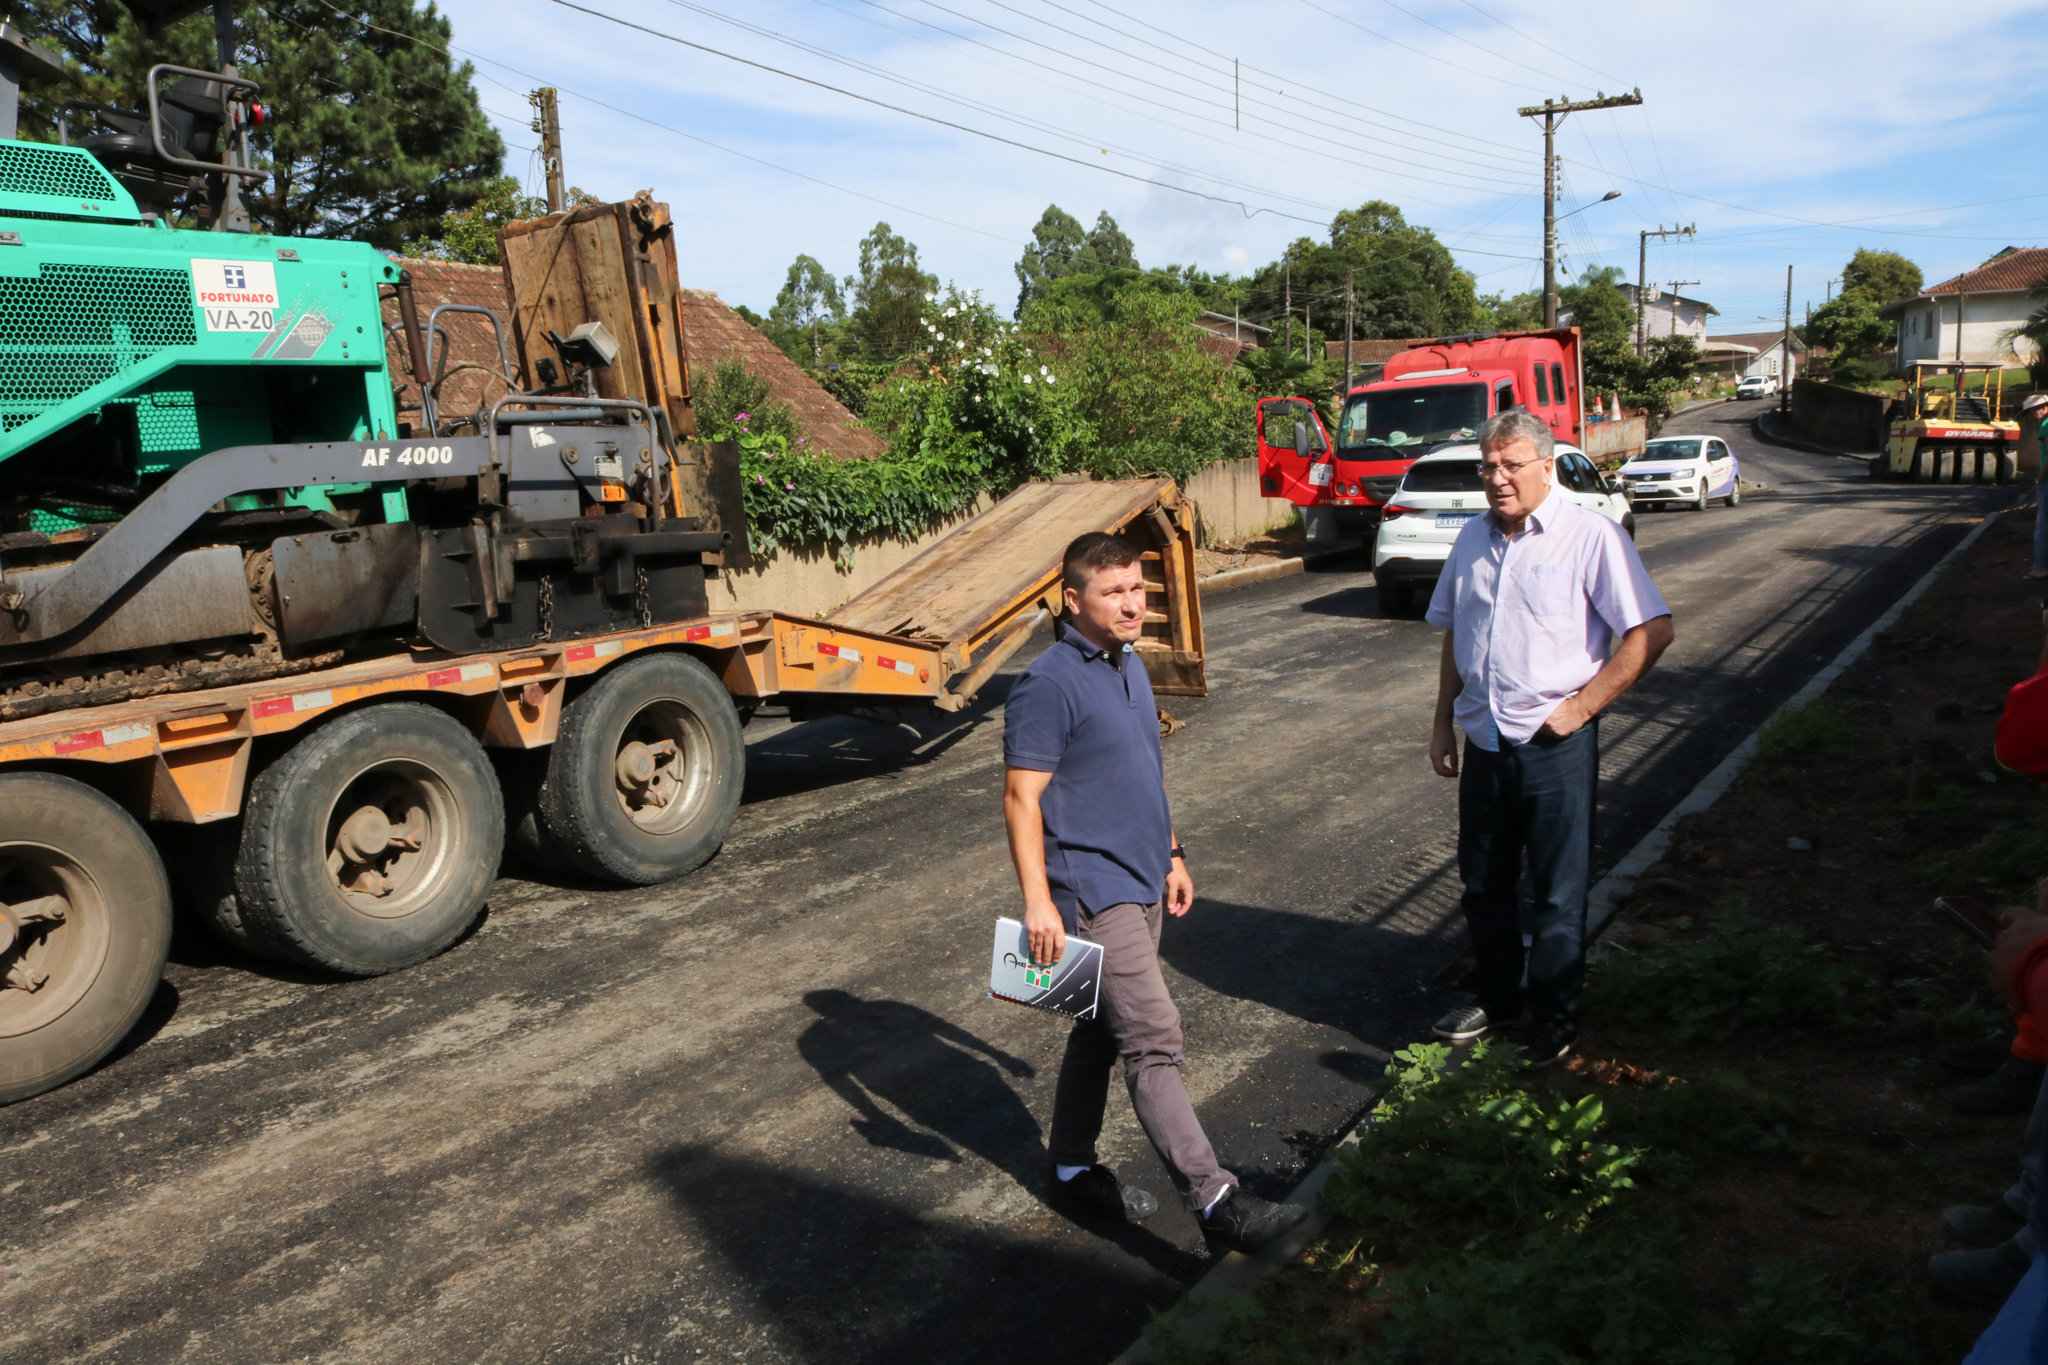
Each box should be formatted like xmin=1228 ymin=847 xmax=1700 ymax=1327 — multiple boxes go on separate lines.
xmin=798 ymin=989 xmax=1042 ymax=1169
xmin=792 ymin=990 xmax=1204 ymax=1282
xmin=1159 ymin=899 xmax=1441 ymax=1046
xmin=645 ymin=1143 xmax=1185 ymax=1365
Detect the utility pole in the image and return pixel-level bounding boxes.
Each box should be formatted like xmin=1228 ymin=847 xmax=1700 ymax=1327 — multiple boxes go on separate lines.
xmin=1283 ymin=250 xmax=1293 ymax=355
xmin=1780 ymin=265 xmax=1793 ymax=415
xmin=1636 ymin=223 xmax=1694 ymax=354
xmin=1345 ymin=268 xmax=1356 ymax=395
xmin=530 ymin=87 xmax=565 ymax=213
xmin=1666 ymin=281 xmax=1699 ymax=337
xmin=1519 ymin=89 xmax=1643 ymax=327
xmin=1304 ymin=304 xmax=1312 ymax=364
xmin=1825 ymin=276 xmax=1841 ymax=301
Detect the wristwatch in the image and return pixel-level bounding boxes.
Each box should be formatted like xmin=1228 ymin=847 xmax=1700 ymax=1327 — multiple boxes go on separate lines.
xmin=1170 ymin=844 xmax=1187 ymax=863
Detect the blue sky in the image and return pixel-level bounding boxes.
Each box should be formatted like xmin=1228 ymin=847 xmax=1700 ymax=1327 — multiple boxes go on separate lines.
xmin=432 ymin=0 xmax=2048 ymax=331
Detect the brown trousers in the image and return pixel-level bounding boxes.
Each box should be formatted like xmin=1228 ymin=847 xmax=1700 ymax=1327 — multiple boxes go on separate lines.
xmin=1047 ymin=899 xmax=1232 ymax=1212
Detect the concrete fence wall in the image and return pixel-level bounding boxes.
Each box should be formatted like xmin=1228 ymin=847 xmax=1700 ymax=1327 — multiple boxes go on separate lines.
xmin=1181 ymin=456 xmax=1299 ymax=547
xmin=705 ymin=458 xmax=1291 ymax=619
xmin=1792 ymin=379 xmax=1889 ymax=453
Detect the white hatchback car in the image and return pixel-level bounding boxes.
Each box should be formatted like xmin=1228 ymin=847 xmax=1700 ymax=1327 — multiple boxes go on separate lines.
xmin=1619 ymin=435 xmax=1741 ymax=512
xmin=1371 ymin=443 xmax=1634 ymax=617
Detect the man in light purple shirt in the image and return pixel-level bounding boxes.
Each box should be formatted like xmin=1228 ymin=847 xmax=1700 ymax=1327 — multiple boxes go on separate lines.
xmin=1424 ymin=410 xmax=1673 ymax=1065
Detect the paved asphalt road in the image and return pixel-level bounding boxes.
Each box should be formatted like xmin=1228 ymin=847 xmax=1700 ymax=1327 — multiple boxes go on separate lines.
xmin=0 ymin=400 xmax=2014 ymax=1365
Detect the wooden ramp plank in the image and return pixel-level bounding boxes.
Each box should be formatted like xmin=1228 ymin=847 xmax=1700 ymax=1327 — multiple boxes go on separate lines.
xmin=828 ymin=479 xmax=1174 ymax=643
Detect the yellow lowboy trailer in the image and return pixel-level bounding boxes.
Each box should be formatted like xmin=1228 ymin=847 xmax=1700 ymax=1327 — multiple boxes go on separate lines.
xmin=0 ymin=477 xmax=1203 ymax=1104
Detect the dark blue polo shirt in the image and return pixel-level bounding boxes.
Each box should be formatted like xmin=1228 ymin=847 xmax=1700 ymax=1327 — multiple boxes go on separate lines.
xmin=1004 ymin=624 xmax=1173 ymax=931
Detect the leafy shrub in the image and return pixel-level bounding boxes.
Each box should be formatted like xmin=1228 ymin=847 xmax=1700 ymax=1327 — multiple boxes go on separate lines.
xmin=1603 ymin=1070 xmax=1801 ymax=1182
xmin=1755 ymin=697 xmax=1856 ymax=762
xmin=1588 ymin=911 xmax=1854 ymax=1039
xmin=1326 ymin=1041 xmax=1637 ymax=1237
xmin=694 ymin=356 xmax=803 ymax=450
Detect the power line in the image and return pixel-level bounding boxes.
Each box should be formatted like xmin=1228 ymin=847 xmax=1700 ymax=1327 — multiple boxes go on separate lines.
xmin=1450 ymin=0 xmax=1633 ymax=86
xmin=300 ymin=0 xmax=1025 ymax=245
xmin=883 ymin=0 xmax=1536 ymax=189
xmin=1372 ymin=0 xmax=1588 ymax=92
xmin=551 ymin=0 xmax=1348 ymax=226
xmin=1296 ymin=0 xmax=1550 ymax=94
xmin=1072 ymin=0 xmax=1533 ymax=159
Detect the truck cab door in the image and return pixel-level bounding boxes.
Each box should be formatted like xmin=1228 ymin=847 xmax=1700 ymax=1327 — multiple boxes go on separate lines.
xmin=1256 ymin=397 xmax=1333 ymax=504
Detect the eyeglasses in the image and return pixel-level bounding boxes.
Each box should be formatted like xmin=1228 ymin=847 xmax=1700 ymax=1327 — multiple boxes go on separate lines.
xmin=1476 ymin=455 xmax=1549 ymax=481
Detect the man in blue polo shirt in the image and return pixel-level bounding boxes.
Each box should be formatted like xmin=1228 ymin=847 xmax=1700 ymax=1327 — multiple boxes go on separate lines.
xmin=1004 ymin=531 xmax=1307 ymax=1251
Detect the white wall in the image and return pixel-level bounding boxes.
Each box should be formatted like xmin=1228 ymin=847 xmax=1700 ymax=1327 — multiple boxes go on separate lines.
xmin=1896 ymin=293 xmax=2033 ymax=368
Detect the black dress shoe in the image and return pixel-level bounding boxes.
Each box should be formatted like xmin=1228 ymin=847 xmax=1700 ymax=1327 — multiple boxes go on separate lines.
xmin=1048 ymin=1164 xmax=1158 ymax=1221
xmin=1952 ymin=1058 xmax=2047 ymax=1117
xmin=1200 ymin=1187 xmax=1309 ymax=1251
xmin=1936 ymin=1026 xmax=2018 ymax=1077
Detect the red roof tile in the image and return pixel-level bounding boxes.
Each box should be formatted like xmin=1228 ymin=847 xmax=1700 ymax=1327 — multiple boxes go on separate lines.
xmin=678 ymin=290 xmax=886 ymax=461
xmin=1925 ymin=248 xmax=2048 ymax=296
xmin=380 ymin=258 xmax=520 ymax=433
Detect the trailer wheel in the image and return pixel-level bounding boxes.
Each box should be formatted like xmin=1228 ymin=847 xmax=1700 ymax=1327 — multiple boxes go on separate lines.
xmin=533 ymin=652 xmax=744 ymax=885
xmin=233 ymin=703 xmax=504 ymax=975
xmin=1999 ymin=449 xmax=2019 ymax=485
xmin=0 ymin=774 xmax=171 ymax=1104
xmin=492 ymin=749 xmax=570 ymax=876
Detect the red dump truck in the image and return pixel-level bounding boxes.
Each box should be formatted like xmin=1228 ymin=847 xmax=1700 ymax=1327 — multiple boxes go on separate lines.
xmin=1255 ymin=328 xmax=1645 ymax=528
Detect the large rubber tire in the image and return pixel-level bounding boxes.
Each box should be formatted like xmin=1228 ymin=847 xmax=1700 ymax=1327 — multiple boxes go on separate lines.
xmin=0 ymin=774 xmax=171 ymax=1104
xmin=1725 ymin=480 xmax=1741 ymax=508
xmin=233 ymin=703 xmax=504 ymax=975
xmin=1693 ymin=481 xmax=1709 ymax=512
xmin=2000 ymin=449 xmax=2019 ymax=486
xmin=491 ymin=748 xmax=570 ymax=876
xmin=1937 ymin=447 xmax=1960 ymax=484
xmin=1912 ymin=446 xmax=1934 ymax=482
xmin=533 ymin=652 xmax=744 ymax=885
xmin=158 ymin=818 xmax=264 ymax=956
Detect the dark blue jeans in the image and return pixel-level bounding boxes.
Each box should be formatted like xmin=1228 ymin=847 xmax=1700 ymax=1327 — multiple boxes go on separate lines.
xmin=1457 ymin=719 xmax=1599 ymax=1034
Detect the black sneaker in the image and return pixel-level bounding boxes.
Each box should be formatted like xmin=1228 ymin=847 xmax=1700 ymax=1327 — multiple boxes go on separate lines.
xmin=1943 ymin=1202 xmax=2028 ymax=1247
xmin=1048 ymin=1164 xmax=1158 ymax=1221
xmin=1927 ymin=1238 xmax=2032 ymax=1307
xmin=1516 ymin=1024 xmax=1575 ymax=1070
xmin=1200 ymin=1186 xmax=1309 ymax=1252
xmin=1936 ymin=1026 xmax=2018 ymax=1077
xmin=1432 ymin=1004 xmax=1492 ymax=1041
xmin=1952 ymin=1058 xmax=2047 ymax=1117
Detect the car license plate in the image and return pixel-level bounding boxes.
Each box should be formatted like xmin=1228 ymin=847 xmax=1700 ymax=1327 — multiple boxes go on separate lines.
xmin=1436 ymin=511 xmax=1476 ymax=526
xmin=1633 ymin=482 xmax=1656 ymax=493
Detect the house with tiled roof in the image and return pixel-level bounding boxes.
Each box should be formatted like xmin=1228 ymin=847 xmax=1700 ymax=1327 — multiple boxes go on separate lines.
xmin=1701 ymin=330 xmax=1810 ymax=385
xmin=678 ymin=290 xmax=886 ymax=460
xmin=1882 ymin=248 xmax=2048 ymax=372
xmin=378 ymin=263 xmax=883 ymax=458
xmin=378 ymin=258 xmax=523 ymax=435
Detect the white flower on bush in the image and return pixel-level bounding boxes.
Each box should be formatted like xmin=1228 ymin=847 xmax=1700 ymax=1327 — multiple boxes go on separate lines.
xmin=1022 ymin=374 xmax=1032 ymax=384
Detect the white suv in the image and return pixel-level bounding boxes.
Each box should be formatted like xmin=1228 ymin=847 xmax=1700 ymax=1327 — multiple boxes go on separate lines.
xmin=1372 ymin=443 xmax=1634 ymax=617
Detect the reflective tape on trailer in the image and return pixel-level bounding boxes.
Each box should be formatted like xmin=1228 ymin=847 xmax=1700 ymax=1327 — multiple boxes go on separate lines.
xmin=875 ymin=655 xmax=917 ymax=677
xmin=564 ymin=640 xmax=625 ymax=663
xmin=253 ymin=689 xmax=335 ymax=719
xmin=684 ymin=621 xmax=738 ymax=643
xmin=426 ymin=662 xmax=496 ymax=687
xmin=55 ymin=722 xmax=152 ymax=754
xmin=817 ymin=642 xmax=863 ymax=663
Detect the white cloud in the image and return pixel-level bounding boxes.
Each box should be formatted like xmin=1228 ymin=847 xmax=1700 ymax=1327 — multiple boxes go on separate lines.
xmin=431 ymin=0 xmax=2048 ymax=321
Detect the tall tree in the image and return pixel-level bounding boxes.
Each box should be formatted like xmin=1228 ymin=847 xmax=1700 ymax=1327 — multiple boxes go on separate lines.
xmin=769 ymin=254 xmax=846 ymax=366
xmin=8 ymin=1 xmax=503 ymax=246
xmin=1014 ymin=205 xmax=1141 ymax=313
xmin=1243 ymin=201 xmax=1482 ymax=342
xmin=1840 ymin=249 xmax=1923 ymax=307
xmin=846 ymin=222 xmax=937 ymax=362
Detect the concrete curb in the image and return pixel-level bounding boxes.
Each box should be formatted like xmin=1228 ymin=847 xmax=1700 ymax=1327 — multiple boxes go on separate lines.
xmin=1751 ymin=409 xmax=1876 ymax=463
xmin=1195 ymin=543 xmax=1364 ymax=597
xmin=1113 ymin=507 xmax=2003 ymax=1365
xmin=1585 ymin=507 xmax=2002 ymax=939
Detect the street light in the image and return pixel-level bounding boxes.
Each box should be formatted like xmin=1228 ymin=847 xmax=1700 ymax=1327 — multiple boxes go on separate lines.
xmin=1545 ymin=191 xmax=1622 ymax=326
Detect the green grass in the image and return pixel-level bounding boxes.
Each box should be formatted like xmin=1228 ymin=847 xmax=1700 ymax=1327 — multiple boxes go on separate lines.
xmin=1755 ymin=697 xmax=1857 ymax=763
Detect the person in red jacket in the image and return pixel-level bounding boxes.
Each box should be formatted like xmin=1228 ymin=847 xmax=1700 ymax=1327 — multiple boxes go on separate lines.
xmin=1961 ymin=914 xmax=2048 ymax=1362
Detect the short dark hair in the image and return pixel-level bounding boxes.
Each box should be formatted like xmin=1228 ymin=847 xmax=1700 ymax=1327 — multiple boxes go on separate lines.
xmin=1062 ymin=532 xmax=1140 ymax=595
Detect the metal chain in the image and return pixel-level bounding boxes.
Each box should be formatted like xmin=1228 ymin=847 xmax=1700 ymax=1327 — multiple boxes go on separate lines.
xmin=634 ymin=565 xmax=652 ymax=629
xmin=536 ymin=574 xmax=554 ymax=642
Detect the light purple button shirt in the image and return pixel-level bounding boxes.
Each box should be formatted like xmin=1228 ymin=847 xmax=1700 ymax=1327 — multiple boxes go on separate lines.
xmin=1424 ymin=491 xmax=1670 ymax=750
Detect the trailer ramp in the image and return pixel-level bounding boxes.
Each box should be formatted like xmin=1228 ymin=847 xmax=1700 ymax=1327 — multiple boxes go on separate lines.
xmin=827 ymin=477 xmax=1206 ymax=707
